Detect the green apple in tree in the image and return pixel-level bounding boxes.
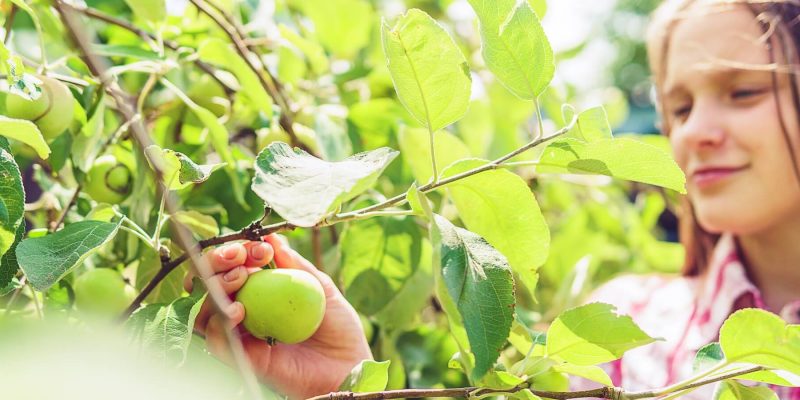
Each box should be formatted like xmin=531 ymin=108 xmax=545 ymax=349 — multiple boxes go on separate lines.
xmin=73 ymin=268 xmax=137 ymax=316
xmin=5 ymin=75 xmax=75 ymax=142
xmin=235 ymin=268 xmax=326 ymax=344
xmin=85 ymin=154 xmax=133 ymax=204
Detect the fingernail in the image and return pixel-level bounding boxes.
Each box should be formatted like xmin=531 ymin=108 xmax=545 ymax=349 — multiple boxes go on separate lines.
xmin=227 ymin=302 xmax=243 ymax=318
xmin=222 ymin=245 xmax=239 ymax=260
xmin=224 ymin=267 xmax=241 ymax=282
xmin=250 ymin=243 xmax=266 ymax=259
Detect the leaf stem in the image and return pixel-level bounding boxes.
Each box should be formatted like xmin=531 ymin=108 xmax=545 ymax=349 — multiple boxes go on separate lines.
xmin=429 ymin=126 xmax=439 ymax=184
xmin=124 ymin=114 xmax=579 ymax=312
xmin=151 ymin=180 xmax=170 ymax=246
xmin=28 ymin=283 xmax=42 ymax=319
xmin=119 ymin=226 xmax=155 ymax=249
xmin=625 ymin=364 xmax=765 ymax=399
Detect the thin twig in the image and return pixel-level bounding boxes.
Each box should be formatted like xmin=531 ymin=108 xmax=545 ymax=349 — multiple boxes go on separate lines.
xmin=3 ymin=4 xmax=17 ymax=45
xmin=125 ymin=117 xmax=577 ymax=311
xmin=49 ymin=185 xmax=81 ymax=232
xmin=625 ymin=365 xmax=766 ymax=399
xmin=188 ymin=0 xmax=314 ymax=155
xmin=62 ymin=2 xmax=235 ymax=95
xmin=305 ymin=385 xmax=617 ymax=400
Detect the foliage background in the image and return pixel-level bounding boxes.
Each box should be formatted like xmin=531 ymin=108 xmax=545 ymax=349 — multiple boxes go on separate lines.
xmin=0 ymin=0 xmax=704 ymax=397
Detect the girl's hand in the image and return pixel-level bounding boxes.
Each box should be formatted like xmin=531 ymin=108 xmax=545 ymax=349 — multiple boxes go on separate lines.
xmin=186 ymin=234 xmax=373 ymax=399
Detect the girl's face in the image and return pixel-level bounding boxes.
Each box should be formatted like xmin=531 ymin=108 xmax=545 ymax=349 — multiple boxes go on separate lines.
xmin=661 ymin=5 xmax=800 ymax=235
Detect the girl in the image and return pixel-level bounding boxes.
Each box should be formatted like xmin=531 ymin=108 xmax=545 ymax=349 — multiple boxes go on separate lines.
xmin=190 ymin=0 xmax=800 ymax=398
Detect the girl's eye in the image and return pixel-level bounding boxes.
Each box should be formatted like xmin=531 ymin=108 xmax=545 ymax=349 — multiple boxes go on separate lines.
xmin=671 ymin=104 xmax=691 ymax=119
xmin=731 ymin=88 xmax=767 ymax=100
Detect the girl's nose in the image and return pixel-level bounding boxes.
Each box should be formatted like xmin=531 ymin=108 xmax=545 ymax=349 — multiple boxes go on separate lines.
xmin=672 ymin=100 xmax=726 ymax=150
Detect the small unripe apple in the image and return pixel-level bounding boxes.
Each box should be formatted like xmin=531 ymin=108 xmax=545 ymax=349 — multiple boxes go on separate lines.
xmin=5 ymin=75 xmax=75 ymax=142
xmin=73 ymin=268 xmax=137 ymax=316
xmin=235 ymin=268 xmax=326 ymax=344
xmin=84 ymin=154 xmax=133 ymax=204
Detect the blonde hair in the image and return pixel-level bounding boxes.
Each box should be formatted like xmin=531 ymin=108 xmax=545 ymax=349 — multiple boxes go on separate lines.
xmin=646 ymin=0 xmax=800 ymax=276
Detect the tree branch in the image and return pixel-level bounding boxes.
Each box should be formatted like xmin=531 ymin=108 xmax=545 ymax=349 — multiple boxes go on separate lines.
xmin=187 ymin=0 xmax=315 ymax=155
xmin=3 ymin=4 xmax=17 ymax=45
xmin=124 ymin=116 xmax=577 ymax=314
xmin=52 ymin=3 xmax=264 ymax=399
xmin=62 ymin=2 xmax=235 ymax=96
xmin=305 ymin=385 xmax=618 ymax=400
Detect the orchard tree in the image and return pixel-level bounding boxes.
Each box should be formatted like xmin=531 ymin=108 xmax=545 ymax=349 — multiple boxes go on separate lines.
xmin=0 ymin=0 xmax=797 ymax=399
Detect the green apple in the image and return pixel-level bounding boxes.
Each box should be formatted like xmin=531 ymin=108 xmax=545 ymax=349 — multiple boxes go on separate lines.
xmin=73 ymin=268 xmax=137 ymax=316
xmin=84 ymin=154 xmax=133 ymax=204
xmin=235 ymin=268 xmax=326 ymax=344
xmin=5 ymin=75 xmax=75 ymax=142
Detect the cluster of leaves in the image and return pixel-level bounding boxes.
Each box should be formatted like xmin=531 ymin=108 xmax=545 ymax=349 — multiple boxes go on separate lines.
xmin=0 ymin=0 xmax=797 ymax=399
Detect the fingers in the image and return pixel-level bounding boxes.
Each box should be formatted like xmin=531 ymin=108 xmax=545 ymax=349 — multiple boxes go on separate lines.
xmin=194 ymin=265 xmax=263 ymax=334
xmin=204 ymin=301 xmax=245 ymax=362
xmin=184 ymin=241 xmax=273 ymax=292
xmin=242 ymin=241 xmax=274 ymax=268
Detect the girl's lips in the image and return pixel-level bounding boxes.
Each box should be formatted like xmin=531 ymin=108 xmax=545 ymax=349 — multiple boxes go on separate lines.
xmin=691 ymin=166 xmax=747 ymax=188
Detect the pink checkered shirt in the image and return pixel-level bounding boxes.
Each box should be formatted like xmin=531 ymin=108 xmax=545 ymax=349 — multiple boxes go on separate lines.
xmin=581 ymin=233 xmax=800 ymax=399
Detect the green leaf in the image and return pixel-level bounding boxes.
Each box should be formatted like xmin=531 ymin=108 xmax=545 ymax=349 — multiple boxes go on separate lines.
xmin=382 ymin=9 xmax=472 ymax=132
xmin=431 ymin=215 xmax=515 ymax=381
xmin=197 ymin=38 xmax=273 ymax=114
xmin=349 ymin=98 xmax=414 ymax=149
xmin=72 ymin=93 xmax=106 ymax=172
xmin=442 ymin=159 xmax=548 ymax=300
xmin=537 ymin=138 xmax=687 ymax=194
xmin=0 ymin=116 xmax=51 ymax=159
xmin=278 ymin=24 xmax=329 ymax=75
xmin=406 ymin=183 xmax=426 ymax=217
xmin=546 ymin=302 xmax=657 ymax=366
xmin=144 ymin=145 xmax=225 ymax=190
xmin=565 ymin=107 xmax=613 ymax=142
xmin=160 ymin=80 xmax=248 ymax=209
xmin=288 ymin=0 xmax=373 ymax=59
xmin=552 ymin=362 xmax=612 ymax=386
xmin=719 ymin=308 xmax=800 ymax=376
xmin=509 ymin=389 xmax=542 ymax=400
xmin=170 ymin=211 xmax=219 ymax=240
xmin=124 ymin=0 xmax=166 ymax=23
xmin=399 ymin=127 xmax=471 ymax=184
xmin=479 ymin=370 xmax=525 ymax=390
xmin=693 ymin=342 xmax=724 ymax=373
xmin=340 ymin=216 xmax=423 ymax=316
xmin=467 ymin=0 xmax=553 ymax=100
xmin=17 ymin=220 xmax=122 ymax=291
xmin=0 ymin=137 xmax=25 ymax=259
xmin=373 ymin=239 xmax=433 ymax=332
xmin=252 ymin=142 xmax=398 ymax=227
xmin=0 ymin=223 xmax=24 ymax=292
xmin=90 ymin=43 xmax=163 ymax=60
xmin=714 ymin=380 xmax=778 ymax=400
xmin=127 ymin=280 xmax=207 ymax=365
xmin=338 ymin=360 xmax=391 ymax=392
